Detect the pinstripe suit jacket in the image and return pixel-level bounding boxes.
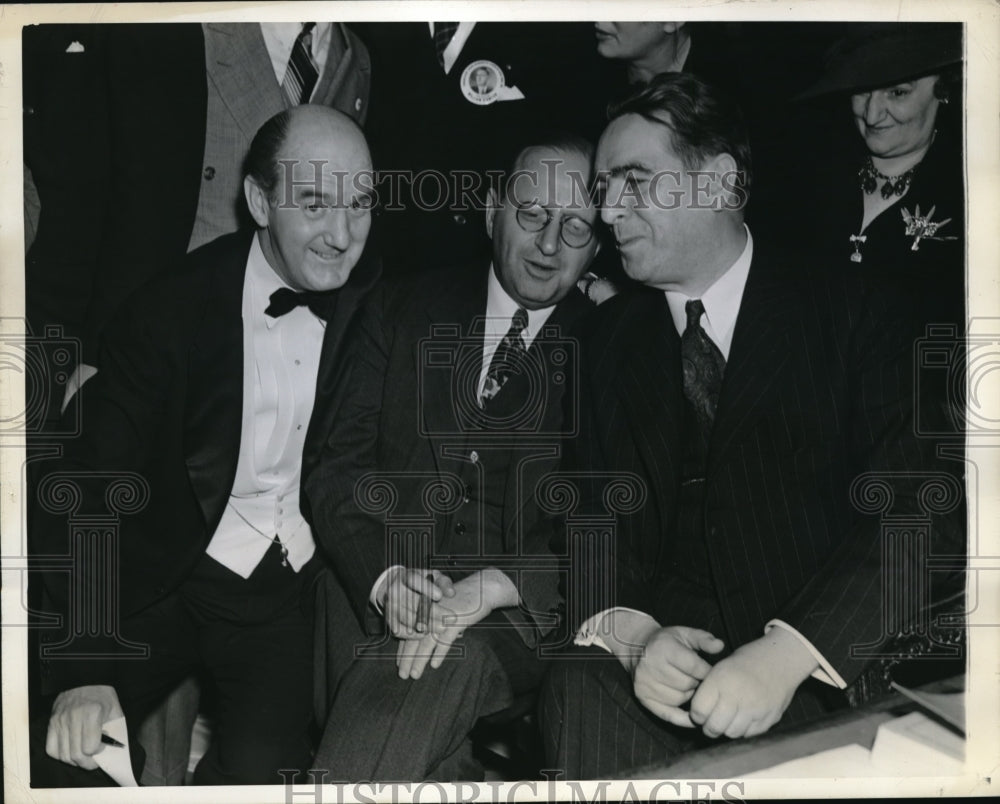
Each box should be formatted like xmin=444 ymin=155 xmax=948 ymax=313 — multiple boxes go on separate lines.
xmin=564 ymin=244 xmax=964 ymax=688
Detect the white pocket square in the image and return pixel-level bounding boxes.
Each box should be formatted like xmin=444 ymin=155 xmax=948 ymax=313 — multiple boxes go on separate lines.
xmin=65 ymin=41 xmax=85 ymax=53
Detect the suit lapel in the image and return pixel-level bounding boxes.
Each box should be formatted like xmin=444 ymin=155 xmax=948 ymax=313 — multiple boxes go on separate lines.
xmin=301 ymin=247 xmax=383 ymax=480
xmin=312 ymin=23 xmax=350 ymax=104
xmin=203 ymin=23 xmax=286 ymax=141
xmin=418 ymin=265 xmax=489 ymax=470
xmin=615 ymin=292 xmax=685 ymax=524
xmin=710 ymin=260 xmax=795 ymax=464
xmin=183 ymin=234 xmax=251 ymax=530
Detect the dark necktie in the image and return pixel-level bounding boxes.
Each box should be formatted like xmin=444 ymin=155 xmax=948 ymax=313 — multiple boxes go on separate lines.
xmin=480 ymin=307 xmax=528 ymax=405
xmin=265 ymin=287 xmax=334 ymax=319
xmin=433 ymin=22 xmax=460 ymax=69
xmin=283 ymin=23 xmax=319 ymax=106
xmin=681 ymin=299 xmax=726 ymax=433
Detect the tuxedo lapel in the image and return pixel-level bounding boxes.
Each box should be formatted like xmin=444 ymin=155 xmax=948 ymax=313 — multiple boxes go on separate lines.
xmin=710 ymin=260 xmax=795 ymax=464
xmin=302 ymin=248 xmax=383 ymax=481
xmin=203 ymin=23 xmax=286 ymax=141
xmin=183 ymin=234 xmax=251 ymax=531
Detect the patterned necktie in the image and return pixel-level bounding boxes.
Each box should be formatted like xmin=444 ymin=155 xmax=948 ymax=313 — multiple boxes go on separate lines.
xmin=681 ymin=299 xmax=726 ymax=433
xmin=282 ymin=23 xmax=319 ymax=106
xmin=480 ymin=308 xmax=528 ymax=405
xmin=433 ymin=22 xmax=460 ymax=69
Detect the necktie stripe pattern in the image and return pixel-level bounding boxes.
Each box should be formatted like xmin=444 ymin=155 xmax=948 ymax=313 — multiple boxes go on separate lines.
xmin=283 ymin=22 xmax=319 ymax=106
xmin=433 ymin=22 xmax=460 ymax=69
xmin=681 ymin=299 xmax=726 ymax=432
xmin=481 ymin=307 xmax=528 ymax=405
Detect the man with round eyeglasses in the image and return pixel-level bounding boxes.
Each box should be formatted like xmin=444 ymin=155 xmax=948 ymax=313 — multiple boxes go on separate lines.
xmin=308 ymin=134 xmax=603 ymax=780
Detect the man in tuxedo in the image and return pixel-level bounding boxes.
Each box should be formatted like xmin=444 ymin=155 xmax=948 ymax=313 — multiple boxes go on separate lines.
xmin=538 ymin=73 xmax=964 ymax=778
xmin=24 ymin=22 xmax=370 ymax=415
xmin=307 ymin=135 xmax=601 ymax=779
xmin=30 ymin=105 xmax=380 ymax=786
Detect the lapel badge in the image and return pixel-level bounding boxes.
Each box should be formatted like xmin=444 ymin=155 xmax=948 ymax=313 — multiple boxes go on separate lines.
xmin=461 ymin=60 xmax=504 ymax=105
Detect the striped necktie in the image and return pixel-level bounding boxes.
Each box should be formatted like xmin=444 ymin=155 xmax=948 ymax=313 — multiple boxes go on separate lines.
xmin=283 ymin=23 xmax=319 ymax=106
xmin=433 ymin=22 xmax=460 ymax=69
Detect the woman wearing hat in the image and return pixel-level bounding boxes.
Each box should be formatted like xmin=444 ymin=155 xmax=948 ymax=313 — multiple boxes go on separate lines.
xmin=797 ymin=23 xmax=965 ymax=330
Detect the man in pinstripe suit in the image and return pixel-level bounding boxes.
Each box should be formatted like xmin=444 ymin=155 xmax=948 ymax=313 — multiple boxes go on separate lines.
xmin=539 ymin=73 xmax=964 ymax=777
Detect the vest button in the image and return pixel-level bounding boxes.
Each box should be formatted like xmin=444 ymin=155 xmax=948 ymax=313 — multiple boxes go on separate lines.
xmin=452 ymin=213 xmax=467 ymax=226
xmin=355 ymin=97 xmax=363 ymax=111
xmin=469 ymin=451 xmax=479 ymax=464
xmin=203 ymin=166 xmax=216 ymax=180
xmin=454 ymin=522 xmax=466 ymax=535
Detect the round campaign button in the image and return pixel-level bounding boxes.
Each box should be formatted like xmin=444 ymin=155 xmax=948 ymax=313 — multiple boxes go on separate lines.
xmin=460 ymin=60 xmax=504 ymax=105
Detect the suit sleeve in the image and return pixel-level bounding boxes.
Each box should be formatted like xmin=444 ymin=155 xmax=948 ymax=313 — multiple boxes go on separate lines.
xmin=773 ymin=284 xmax=965 ymax=685
xmin=32 ymin=288 xmax=180 ymax=694
xmin=306 ymin=284 xmax=395 ymax=632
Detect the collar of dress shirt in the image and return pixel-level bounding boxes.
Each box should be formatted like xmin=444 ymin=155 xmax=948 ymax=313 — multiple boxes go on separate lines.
xmin=249 ymin=233 xmax=299 ymax=330
xmin=427 ymin=22 xmax=477 ymax=74
xmin=664 ymin=224 xmax=753 ymax=361
xmin=259 ymin=22 xmax=332 ymax=86
xmin=485 ymin=263 xmax=556 ymax=349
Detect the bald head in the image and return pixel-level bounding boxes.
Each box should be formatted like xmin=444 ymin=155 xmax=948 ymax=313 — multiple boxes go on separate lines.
xmin=243 ymin=105 xmax=375 ymax=293
xmin=244 ymin=105 xmax=371 ymax=201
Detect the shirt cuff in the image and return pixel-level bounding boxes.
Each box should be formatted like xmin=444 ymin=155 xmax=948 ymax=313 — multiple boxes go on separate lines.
xmin=369 ymin=565 xmax=403 ymax=613
xmin=575 ymin=607 xmax=659 ymax=653
xmin=765 ymin=619 xmax=847 ymax=689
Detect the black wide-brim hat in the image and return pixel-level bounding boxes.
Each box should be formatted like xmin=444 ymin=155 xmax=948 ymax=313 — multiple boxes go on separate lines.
xmin=796 ymin=22 xmax=963 ymax=99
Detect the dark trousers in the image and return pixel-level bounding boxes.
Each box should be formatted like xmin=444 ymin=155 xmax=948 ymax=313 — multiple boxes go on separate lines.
xmin=539 ymin=645 xmax=845 ymax=779
xmin=31 ymin=542 xmax=317 ymax=787
xmin=538 ymin=646 xmax=711 ymax=780
xmin=313 ymin=612 xmax=546 ymax=782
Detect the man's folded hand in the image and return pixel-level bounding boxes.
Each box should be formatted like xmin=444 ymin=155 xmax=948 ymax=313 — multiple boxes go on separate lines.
xmin=689 ymin=628 xmax=819 ymax=739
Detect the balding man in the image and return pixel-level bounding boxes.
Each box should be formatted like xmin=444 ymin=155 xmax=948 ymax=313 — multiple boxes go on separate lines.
xmin=30 ymin=106 xmax=380 ymax=786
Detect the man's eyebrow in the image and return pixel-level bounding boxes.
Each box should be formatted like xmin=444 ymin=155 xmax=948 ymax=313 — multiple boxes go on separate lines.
xmin=602 ymin=162 xmax=653 ymax=179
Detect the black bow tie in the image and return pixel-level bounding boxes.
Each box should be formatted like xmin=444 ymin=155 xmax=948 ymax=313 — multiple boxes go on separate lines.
xmin=265 ymin=287 xmax=336 ymax=319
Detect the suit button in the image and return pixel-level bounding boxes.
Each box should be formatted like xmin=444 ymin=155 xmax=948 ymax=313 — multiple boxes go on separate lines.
xmin=454 ymin=522 xmax=466 ymax=536
xmin=25 ymin=105 xmax=35 ymax=116
xmin=203 ymin=166 xmax=216 ymax=180
xmin=452 ymin=213 xmax=467 ymax=226
xmin=469 ymin=451 xmax=479 ymax=464
xmin=355 ymin=97 xmax=362 ymax=111
xmin=447 ymin=557 xmax=458 ymax=567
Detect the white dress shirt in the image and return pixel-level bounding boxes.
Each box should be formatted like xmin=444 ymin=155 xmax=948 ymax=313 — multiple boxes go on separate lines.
xmin=205 ymin=236 xmax=323 ymax=578
xmin=428 ymin=22 xmax=477 ymax=75
xmin=575 ymin=226 xmax=846 ymax=689
xmin=260 ymin=22 xmax=332 ymax=99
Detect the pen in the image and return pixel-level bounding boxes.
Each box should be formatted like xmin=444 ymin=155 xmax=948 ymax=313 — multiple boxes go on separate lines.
xmin=414 ymin=572 xmax=435 ymax=633
xmin=101 ymin=733 xmax=125 ymax=748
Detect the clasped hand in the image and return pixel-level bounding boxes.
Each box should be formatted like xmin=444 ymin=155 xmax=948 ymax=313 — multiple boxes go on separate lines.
xmin=380 ymin=567 xmax=516 ymax=680
xmin=634 ymin=626 xmax=817 ymax=740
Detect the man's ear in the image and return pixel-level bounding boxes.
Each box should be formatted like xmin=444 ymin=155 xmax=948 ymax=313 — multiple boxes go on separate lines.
xmin=244 ymin=175 xmax=271 ymax=228
xmin=485 ymin=186 xmax=500 ymax=240
xmin=662 ymin=22 xmax=686 ymax=35
xmin=703 ymin=152 xmax=739 ymax=210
